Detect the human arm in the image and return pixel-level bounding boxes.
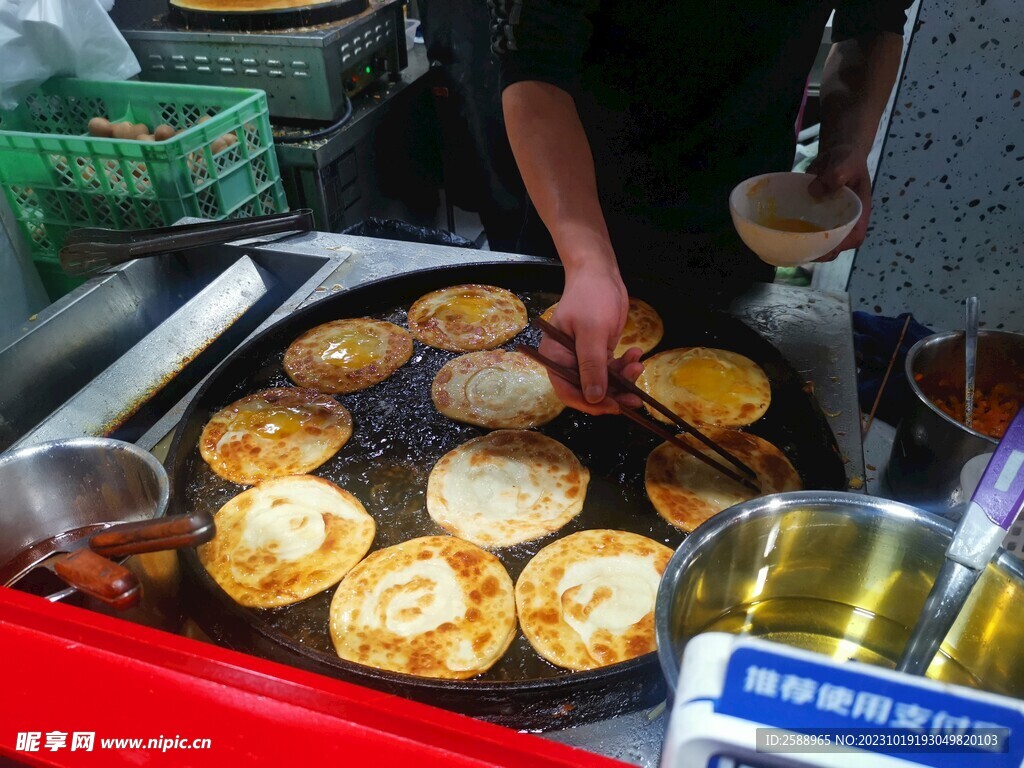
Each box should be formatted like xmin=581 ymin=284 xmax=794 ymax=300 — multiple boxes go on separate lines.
xmin=502 ymin=82 xmax=641 ymax=413
xmin=809 ymin=9 xmax=908 ymax=259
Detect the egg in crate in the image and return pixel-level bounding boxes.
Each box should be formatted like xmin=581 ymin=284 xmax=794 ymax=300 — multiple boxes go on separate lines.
xmin=329 ymin=536 xmax=516 ymax=679
xmin=426 ymin=430 xmax=589 ymax=548
xmin=638 ymin=347 xmax=771 ymax=428
xmin=199 ymin=387 xmax=352 ymax=486
xmin=283 ymin=318 xmax=413 ymax=394
xmin=407 ymin=284 xmax=527 ymax=352
xmin=645 ymin=427 xmax=802 ymax=532
xmin=87 ymin=117 xmax=113 ymax=138
xmin=431 ymin=349 xmax=564 ymax=429
xmin=198 ymin=475 xmax=375 ymax=608
xmin=541 ymin=297 xmax=664 ymax=357
xmin=516 ymin=529 xmax=673 ymax=670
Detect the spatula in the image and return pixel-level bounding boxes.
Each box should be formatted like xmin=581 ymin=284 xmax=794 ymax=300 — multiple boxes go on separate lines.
xmin=896 ymin=406 xmax=1024 ymax=674
xmin=59 ymin=209 xmax=315 ymax=277
xmin=964 ymin=296 xmax=979 ymax=429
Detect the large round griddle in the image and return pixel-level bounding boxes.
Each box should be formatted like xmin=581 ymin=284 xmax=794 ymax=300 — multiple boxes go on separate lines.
xmin=168 ymin=0 xmax=368 ymax=31
xmin=166 ymin=261 xmax=845 ymax=729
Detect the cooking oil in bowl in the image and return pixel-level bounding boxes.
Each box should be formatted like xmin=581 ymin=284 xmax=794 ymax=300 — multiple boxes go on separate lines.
xmin=659 ymin=496 xmax=1024 ymax=699
xmin=695 ymin=595 xmax=984 ymax=691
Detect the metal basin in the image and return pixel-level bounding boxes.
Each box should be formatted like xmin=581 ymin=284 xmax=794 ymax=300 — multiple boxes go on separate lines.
xmin=0 ymin=437 xmax=169 ymax=593
xmin=655 ymin=491 xmax=1024 ymax=698
xmin=887 ymin=330 xmax=1024 ymax=512
xmin=0 ymin=243 xmax=342 ymax=452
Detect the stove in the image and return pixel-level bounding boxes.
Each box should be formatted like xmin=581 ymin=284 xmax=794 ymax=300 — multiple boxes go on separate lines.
xmin=120 ymin=0 xmax=407 ymax=122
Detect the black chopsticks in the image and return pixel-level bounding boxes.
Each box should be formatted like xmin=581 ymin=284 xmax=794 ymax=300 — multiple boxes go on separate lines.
xmin=519 ymin=321 xmax=761 ymax=494
xmin=534 ymin=316 xmax=760 ymax=483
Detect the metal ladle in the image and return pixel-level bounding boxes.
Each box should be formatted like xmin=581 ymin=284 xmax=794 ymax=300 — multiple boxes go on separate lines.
xmin=964 ymin=296 xmax=979 ymax=429
xmin=896 ymin=407 xmax=1024 ymax=675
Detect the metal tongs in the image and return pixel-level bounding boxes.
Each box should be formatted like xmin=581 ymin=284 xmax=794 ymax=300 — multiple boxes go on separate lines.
xmin=3 ymin=512 xmax=215 ymax=610
xmin=59 ymin=209 xmax=315 ymax=277
xmin=897 ymin=407 xmax=1024 ymax=674
xmin=520 ymin=316 xmax=761 ymax=493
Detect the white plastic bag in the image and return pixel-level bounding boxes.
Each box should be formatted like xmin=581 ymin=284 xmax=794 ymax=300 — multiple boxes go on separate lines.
xmin=0 ymin=0 xmax=140 ymax=110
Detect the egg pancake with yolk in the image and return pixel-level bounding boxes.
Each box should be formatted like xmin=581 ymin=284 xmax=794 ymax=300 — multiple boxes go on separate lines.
xmin=638 ymin=347 xmax=770 ymax=427
xmin=645 ymin=428 xmax=802 ymax=532
xmin=198 ymin=475 xmax=375 ymax=608
xmin=329 ymin=535 xmax=516 ymax=679
xmin=516 ymin=529 xmax=672 ymax=671
xmin=283 ymin=318 xmax=412 ymax=394
xmin=541 ymin=297 xmax=664 ymax=357
xmin=407 ymin=284 xmax=527 ymax=352
xmin=199 ymin=387 xmax=352 ymax=485
xmin=431 ymin=350 xmax=564 ymax=429
xmin=427 ymin=430 xmax=589 ymax=548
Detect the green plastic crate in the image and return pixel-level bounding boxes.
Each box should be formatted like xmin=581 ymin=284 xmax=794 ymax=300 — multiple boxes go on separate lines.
xmin=0 ymin=77 xmax=288 ymax=264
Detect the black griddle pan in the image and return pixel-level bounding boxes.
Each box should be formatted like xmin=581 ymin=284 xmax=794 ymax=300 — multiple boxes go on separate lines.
xmin=166 ymin=260 xmax=846 ymax=729
xmin=169 ymin=0 xmax=368 ymax=31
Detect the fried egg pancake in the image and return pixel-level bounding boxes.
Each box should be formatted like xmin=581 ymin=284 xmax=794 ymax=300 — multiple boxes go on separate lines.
xmin=645 ymin=428 xmax=802 ymax=532
xmin=431 ymin=350 xmax=565 ymax=429
xmin=199 ymin=387 xmax=352 ymax=485
xmin=516 ymin=529 xmax=672 ymax=670
xmin=426 ymin=430 xmax=589 ymax=548
xmin=329 ymin=535 xmax=516 ymax=679
xmin=198 ymin=475 xmax=375 ymax=608
xmin=283 ymin=318 xmax=413 ymax=394
xmin=407 ymin=284 xmax=528 ymax=352
xmin=639 ymin=347 xmax=771 ymax=427
xmin=541 ymin=297 xmax=664 ymax=357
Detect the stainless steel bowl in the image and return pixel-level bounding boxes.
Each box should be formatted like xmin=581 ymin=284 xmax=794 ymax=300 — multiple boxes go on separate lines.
xmin=0 ymin=437 xmax=169 ymax=590
xmin=655 ymin=491 xmax=1024 ymax=697
xmin=888 ymin=330 xmax=1024 ymax=512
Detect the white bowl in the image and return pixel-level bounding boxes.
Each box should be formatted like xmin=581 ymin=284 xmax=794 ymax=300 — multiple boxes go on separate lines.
xmin=729 ymin=172 xmax=862 ymax=267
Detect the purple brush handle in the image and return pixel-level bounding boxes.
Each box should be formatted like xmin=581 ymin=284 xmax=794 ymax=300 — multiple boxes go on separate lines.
xmin=971 ymin=407 xmax=1024 ymax=529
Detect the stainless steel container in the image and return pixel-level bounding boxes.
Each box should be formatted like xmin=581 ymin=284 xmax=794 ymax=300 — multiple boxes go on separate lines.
xmin=0 ymin=437 xmax=169 ymax=588
xmin=887 ymin=330 xmax=1024 ymax=512
xmin=654 ymin=491 xmax=1024 ymax=698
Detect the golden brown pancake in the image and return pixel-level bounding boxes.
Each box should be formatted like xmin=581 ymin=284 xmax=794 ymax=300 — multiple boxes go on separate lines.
xmin=199 ymin=387 xmax=352 ymax=486
xmin=638 ymin=347 xmax=771 ymax=427
xmin=541 ymin=297 xmax=664 ymax=357
xmin=431 ymin=349 xmax=564 ymax=429
xmin=516 ymin=529 xmax=673 ymax=670
xmin=171 ymin=0 xmax=333 ymax=10
xmin=426 ymin=430 xmax=589 ymax=548
xmin=198 ymin=475 xmax=375 ymax=608
xmin=283 ymin=318 xmax=413 ymax=394
xmin=645 ymin=428 xmax=802 ymax=531
xmin=407 ymin=284 xmax=528 ymax=352
xmin=329 ymin=536 xmax=516 ymax=679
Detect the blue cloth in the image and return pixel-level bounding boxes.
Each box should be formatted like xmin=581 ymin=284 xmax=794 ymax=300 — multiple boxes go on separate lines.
xmin=853 ymin=311 xmax=934 ymax=426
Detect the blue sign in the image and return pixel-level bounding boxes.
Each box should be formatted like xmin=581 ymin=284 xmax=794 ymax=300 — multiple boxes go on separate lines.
xmin=714 ymin=646 xmax=1024 ymax=768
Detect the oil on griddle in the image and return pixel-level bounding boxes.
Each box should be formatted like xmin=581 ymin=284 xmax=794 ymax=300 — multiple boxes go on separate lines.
xmin=183 ymin=287 xmax=842 ymax=682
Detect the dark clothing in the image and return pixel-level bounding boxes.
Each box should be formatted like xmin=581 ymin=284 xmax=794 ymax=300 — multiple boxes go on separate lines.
xmin=489 ymin=0 xmax=911 ymax=295
xmin=419 ymin=0 xmax=527 ymax=252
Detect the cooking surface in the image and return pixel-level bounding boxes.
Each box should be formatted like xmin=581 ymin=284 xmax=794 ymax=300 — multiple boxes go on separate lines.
xmin=184 ymin=291 xmax=685 ymax=681
xmin=172 ymin=263 xmax=845 ymax=693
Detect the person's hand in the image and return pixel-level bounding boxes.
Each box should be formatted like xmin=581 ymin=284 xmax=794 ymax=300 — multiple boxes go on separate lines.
xmin=807 ymin=143 xmax=871 ymax=261
xmin=539 ymin=265 xmax=644 ymax=415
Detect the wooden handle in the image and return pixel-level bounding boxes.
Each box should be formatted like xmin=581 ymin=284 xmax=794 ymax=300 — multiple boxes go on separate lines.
xmin=90 ymin=514 xmax=215 ymax=558
xmin=53 ymin=549 xmax=142 ymax=610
